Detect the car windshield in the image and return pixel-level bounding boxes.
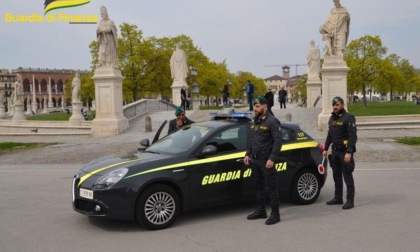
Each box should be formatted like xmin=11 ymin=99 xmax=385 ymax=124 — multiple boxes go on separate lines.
xmin=145 ymin=125 xmax=213 ymax=154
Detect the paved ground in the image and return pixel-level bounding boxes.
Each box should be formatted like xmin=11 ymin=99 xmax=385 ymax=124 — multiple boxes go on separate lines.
xmin=1 ymin=102 xmax=420 ymax=164
xmin=1 ymin=103 xmax=420 ymax=252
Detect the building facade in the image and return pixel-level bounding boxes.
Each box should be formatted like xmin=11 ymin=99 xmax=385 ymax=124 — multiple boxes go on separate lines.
xmin=264 ymin=66 xmax=300 ymax=103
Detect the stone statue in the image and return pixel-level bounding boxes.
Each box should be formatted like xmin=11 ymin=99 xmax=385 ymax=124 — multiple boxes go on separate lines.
xmin=170 ymin=43 xmax=188 ymax=83
xmin=0 ymin=92 xmax=5 ymax=105
xmin=13 ymin=80 xmax=22 ymax=104
xmin=97 ymin=6 xmax=118 ymax=68
xmin=307 ymin=40 xmax=321 ymax=80
xmin=319 ymin=0 xmax=350 ymax=57
xmin=72 ymin=72 xmax=81 ymax=102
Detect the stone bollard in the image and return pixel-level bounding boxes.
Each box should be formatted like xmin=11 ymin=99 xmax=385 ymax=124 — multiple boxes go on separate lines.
xmin=285 ymin=113 xmax=292 ymax=122
xmin=145 ymin=116 xmax=152 ymax=132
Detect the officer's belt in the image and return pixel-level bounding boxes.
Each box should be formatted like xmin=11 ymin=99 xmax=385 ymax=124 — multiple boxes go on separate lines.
xmin=251 ymin=154 xmax=266 ymax=160
xmin=332 ymin=145 xmax=346 ymax=152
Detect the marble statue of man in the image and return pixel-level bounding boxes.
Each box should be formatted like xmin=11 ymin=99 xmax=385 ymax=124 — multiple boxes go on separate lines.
xmin=97 ymin=6 xmax=118 ymax=68
xmin=307 ymin=40 xmax=321 ymax=80
xmin=170 ymin=43 xmax=188 ymax=83
xmin=72 ymin=73 xmax=81 ymax=102
xmin=13 ymin=80 xmax=22 ymax=104
xmin=319 ymin=0 xmax=350 ymax=57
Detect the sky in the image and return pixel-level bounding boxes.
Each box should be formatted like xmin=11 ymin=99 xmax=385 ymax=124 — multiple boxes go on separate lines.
xmin=1 ymin=0 xmax=420 ymax=79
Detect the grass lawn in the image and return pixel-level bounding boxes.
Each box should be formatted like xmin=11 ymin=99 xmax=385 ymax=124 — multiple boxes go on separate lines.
xmin=347 ymin=101 xmax=420 ymax=116
xmin=27 ymin=112 xmax=71 ymax=121
xmin=396 ymin=137 xmax=420 ymax=146
xmin=0 ymin=142 xmax=56 ymax=154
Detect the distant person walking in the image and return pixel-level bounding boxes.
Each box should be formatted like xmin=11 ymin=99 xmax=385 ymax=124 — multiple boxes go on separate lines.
xmin=180 ymin=86 xmax=187 ymax=110
xmin=264 ymin=88 xmax=274 ymax=115
xmin=278 ymin=87 xmax=287 ymax=109
xmin=222 ymin=84 xmax=229 ymax=107
xmin=246 ymin=80 xmax=254 ymax=111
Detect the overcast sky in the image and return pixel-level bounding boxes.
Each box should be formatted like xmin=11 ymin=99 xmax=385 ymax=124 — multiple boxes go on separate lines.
xmin=1 ymin=0 xmax=420 ymax=78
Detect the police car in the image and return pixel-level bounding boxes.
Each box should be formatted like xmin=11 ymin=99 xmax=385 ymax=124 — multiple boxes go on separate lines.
xmin=72 ymin=111 xmax=327 ymax=230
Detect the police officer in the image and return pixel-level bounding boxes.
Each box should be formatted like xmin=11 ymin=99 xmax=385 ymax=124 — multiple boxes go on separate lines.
xmin=244 ymin=96 xmax=283 ymax=225
xmin=168 ymin=106 xmax=195 ymax=135
xmin=323 ymin=96 xmax=357 ymax=210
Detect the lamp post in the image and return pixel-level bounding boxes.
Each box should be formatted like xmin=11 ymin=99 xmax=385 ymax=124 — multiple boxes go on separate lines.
xmin=189 ymin=65 xmax=199 ymax=110
xmin=226 ymin=78 xmax=232 ymax=107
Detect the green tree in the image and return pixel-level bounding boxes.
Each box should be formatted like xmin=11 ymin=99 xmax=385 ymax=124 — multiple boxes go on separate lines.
xmin=375 ymin=54 xmax=403 ymax=100
xmin=345 ymin=35 xmax=387 ymax=107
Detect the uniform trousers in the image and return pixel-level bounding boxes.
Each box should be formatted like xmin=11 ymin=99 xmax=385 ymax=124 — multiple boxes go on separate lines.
xmin=329 ymin=150 xmax=355 ymax=201
xmin=250 ymin=159 xmax=279 ymax=206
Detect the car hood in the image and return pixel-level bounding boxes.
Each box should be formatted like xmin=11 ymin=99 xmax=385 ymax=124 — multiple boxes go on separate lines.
xmin=80 ymin=152 xmax=173 ymax=176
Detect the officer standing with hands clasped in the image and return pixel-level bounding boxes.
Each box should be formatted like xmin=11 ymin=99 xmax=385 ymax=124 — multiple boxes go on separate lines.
xmin=323 ymin=96 xmax=357 ymax=210
xmin=244 ymin=96 xmax=283 ymax=225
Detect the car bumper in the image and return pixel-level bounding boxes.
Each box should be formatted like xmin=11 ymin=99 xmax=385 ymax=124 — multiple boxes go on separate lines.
xmin=72 ymin=175 xmax=138 ymax=221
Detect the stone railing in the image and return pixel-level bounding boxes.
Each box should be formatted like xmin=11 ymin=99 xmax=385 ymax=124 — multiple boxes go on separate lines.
xmin=123 ymin=99 xmax=176 ymax=121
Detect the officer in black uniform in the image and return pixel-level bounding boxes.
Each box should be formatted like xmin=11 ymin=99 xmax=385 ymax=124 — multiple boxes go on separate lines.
xmin=244 ymin=96 xmax=283 ymax=225
xmin=323 ymin=96 xmax=357 ymax=210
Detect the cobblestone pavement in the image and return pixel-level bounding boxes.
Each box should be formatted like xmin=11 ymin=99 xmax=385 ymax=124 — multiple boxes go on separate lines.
xmin=1 ymin=103 xmax=420 ymax=164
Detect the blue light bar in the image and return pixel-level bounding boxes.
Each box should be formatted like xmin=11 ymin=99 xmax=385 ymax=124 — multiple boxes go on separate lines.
xmin=210 ymin=110 xmax=252 ymax=119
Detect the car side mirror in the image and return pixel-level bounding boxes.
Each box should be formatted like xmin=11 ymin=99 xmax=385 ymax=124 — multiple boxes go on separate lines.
xmin=140 ymin=139 xmax=150 ymax=147
xmin=199 ymin=145 xmax=217 ymax=157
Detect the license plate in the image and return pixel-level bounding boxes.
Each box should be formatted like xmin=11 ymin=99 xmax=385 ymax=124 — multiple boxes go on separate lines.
xmin=79 ymin=188 xmax=93 ymax=200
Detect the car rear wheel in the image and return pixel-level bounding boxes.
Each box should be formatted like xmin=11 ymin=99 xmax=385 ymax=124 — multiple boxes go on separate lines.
xmin=290 ymin=168 xmax=320 ymax=205
xmin=136 ymin=184 xmax=180 ymax=230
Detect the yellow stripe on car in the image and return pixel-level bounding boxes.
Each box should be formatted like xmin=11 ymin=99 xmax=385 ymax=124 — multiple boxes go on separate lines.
xmin=281 ymin=141 xmax=319 ymax=151
xmin=78 ymin=141 xmax=320 ymax=184
xmin=77 ymin=159 xmax=139 ymax=187
xmin=124 ymin=152 xmax=246 ymax=179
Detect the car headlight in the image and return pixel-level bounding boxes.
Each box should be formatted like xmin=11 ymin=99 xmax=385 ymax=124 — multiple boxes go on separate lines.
xmin=93 ymin=168 xmax=129 ymax=189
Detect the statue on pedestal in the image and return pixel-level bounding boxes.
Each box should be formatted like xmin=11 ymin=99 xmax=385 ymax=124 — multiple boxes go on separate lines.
xmin=319 ymin=0 xmax=350 ymax=57
xmin=13 ymin=80 xmax=22 ymax=104
xmin=72 ymin=73 xmax=81 ymax=102
xmin=97 ymin=6 xmax=118 ymax=68
xmin=170 ymin=43 xmax=188 ymax=83
xmin=307 ymin=40 xmax=321 ymax=80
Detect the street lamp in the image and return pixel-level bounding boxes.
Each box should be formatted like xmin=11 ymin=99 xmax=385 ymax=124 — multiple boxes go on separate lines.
xmin=189 ymin=65 xmax=199 ymax=110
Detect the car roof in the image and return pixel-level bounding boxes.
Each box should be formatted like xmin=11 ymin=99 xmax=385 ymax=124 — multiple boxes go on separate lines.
xmin=192 ymin=117 xmax=302 ymax=131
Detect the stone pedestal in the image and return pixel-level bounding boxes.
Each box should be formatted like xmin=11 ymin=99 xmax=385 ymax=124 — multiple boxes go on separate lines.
xmin=12 ymin=101 xmax=26 ymax=122
xmin=0 ymin=104 xmax=6 ymax=117
xmin=91 ymin=66 xmax=129 ymax=136
xmin=69 ymin=101 xmax=84 ymax=126
xmin=171 ymin=80 xmax=187 ymax=106
xmin=306 ymin=78 xmax=322 ymax=108
xmin=318 ymin=56 xmax=349 ymax=131
xmin=42 ymin=96 xmax=48 ymax=114
xmin=192 ymin=96 xmax=200 ymax=110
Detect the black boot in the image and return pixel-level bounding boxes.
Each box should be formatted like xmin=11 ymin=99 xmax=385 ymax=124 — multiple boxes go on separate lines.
xmin=342 ymin=200 xmax=354 ymax=210
xmin=326 ymin=198 xmax=343 ymax=205
xmin=247 ymin=204 xmax=267 ymax=220
xmin=265 ymin=205 xmax=280 ymax=225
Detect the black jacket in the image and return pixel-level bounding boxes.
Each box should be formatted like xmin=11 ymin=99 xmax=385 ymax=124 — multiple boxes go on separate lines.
xmin=246 ymin=113 xmax=282 ymax=161
xmin=168 ymin=117 xmax=195 ymax=135
xmin=264 ymin=91 xmax=274 ymax=108
xmin=324 ymin=109 xmax=357 ymax=153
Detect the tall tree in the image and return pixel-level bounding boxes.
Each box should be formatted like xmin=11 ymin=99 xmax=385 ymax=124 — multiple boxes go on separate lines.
xmin=345 ymin=35 xmax=387 ymax=107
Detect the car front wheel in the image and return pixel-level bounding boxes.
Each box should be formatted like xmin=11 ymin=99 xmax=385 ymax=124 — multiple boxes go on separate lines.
xmin=290 ymin=168 xmax=320 ymax=205
xmin=136 ymin=184 xmax=180 ymax=230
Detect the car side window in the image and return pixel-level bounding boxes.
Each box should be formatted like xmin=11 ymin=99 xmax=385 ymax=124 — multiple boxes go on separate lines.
xmin=205 ymin=125 xmax=247 ymax=153
xmin=281 ymin=128 xmax=295 ymax=143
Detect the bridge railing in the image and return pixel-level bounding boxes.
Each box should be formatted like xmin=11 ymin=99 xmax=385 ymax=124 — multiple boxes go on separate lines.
xmin=123 ymin=99 xmax=176 ymax=121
